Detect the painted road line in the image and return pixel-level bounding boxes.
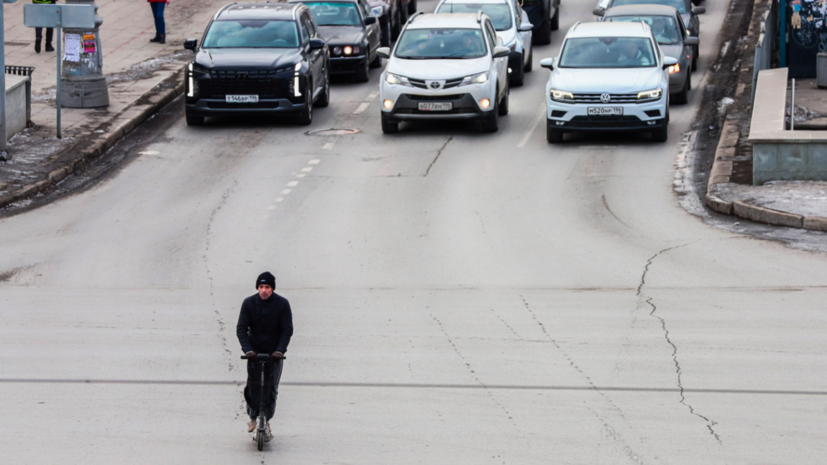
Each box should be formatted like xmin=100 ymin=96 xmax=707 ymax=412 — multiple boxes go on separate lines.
xmin=296 ymin=174 xmax=306 ymax=178
xmin=275 ymin=197 xmax=285 ymax=202
xmin=287 ymin=181 xmax=299 ymax=187
xmin=301 ymin=167 xmax=313 ymax=172
xmin=322 ymin=143 xmax=334 ymax=150
xmin=366 ymin=91 xmax=379 ymax=101
xmin=267 ymin=205 xmax=276 ymax=210
xmin=309 ymin=159 xmax=321 ymax=164
xmin=517 ymin=104 xmax=547 ymax=148
xmin=354 ymin=102 xmax=370 ymax=114
xmin=281 ymin=189 xmax=292 ymax=195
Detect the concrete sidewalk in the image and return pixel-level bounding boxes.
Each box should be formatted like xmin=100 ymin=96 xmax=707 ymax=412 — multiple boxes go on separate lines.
xmin=0 ymin=0 xmax=230 ymax=209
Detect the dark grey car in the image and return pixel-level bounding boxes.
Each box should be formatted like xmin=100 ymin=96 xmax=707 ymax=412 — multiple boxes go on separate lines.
xmin=603 ymin=4 xmax=698 ymax=103
xmin=593 ymin=0 xmax=704 ymax=70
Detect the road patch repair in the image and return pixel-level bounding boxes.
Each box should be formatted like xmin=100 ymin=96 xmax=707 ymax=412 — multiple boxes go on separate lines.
xmin=700 ymin=0 xmax=827 ymax=232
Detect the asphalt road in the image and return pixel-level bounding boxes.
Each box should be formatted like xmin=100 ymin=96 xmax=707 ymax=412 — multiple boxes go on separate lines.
xmin=2 ymin=1 xmax=826 ymax=463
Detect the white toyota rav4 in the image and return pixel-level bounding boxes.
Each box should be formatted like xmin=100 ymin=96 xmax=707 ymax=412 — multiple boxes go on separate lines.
xmin=541 ymin=21 xmax=677 ymax=143
xmin=376 ymin=12 xmax=512 ymax=133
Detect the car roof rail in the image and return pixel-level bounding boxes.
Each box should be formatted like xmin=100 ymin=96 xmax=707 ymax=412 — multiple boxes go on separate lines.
xmin=408 ymin=11 xmax=423 ymax=23
xmin=477 ymin=9 xmax=483 ymax=23
xmin=214 ymin=3 xmax=238 ymax=20
xmin=570 ymin=20 xmax=581 ymax=32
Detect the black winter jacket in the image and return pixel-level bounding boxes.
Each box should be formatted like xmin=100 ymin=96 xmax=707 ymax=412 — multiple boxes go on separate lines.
xmin=236 ymin=293 xmax=293 ymax=354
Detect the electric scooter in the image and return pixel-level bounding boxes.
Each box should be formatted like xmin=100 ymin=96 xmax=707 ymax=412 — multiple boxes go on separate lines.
xmin=241 ymin=353 xmax=285 ymax=451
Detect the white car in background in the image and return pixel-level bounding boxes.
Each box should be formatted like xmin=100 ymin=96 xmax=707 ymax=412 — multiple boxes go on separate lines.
xmin=540 ymin=21 xmax=677 ymax=143
xmin=435 ymin=0 xmax=534 ymax=86
xmin=377 ymin=12 xmax=511 ymax=133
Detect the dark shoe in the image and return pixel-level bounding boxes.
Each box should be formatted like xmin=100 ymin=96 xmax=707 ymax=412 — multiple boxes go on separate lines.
xmin=158 ymin=34 xmax=166 ymax=44
xmin=149 ymin=33 xmax=160 ymax=43
xmin=34 ymin=40 xmax=41 ymax=54
xmin=45 ymin=44 xmax=54 ymax=52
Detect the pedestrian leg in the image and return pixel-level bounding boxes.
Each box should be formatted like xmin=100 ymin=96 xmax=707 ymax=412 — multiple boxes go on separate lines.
xmin=35 ymin=27 xmax=43 ymax=53
xmin=265 ymin=359 xmax=284 ymax=420
xmin=45 ymin=27 xmax=54 ymax=52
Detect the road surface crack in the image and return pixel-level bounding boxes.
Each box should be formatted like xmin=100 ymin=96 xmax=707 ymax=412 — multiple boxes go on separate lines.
xmin=638 ymin=246 xmax=722 ymax=444
xmin=424 ymin=136 xmax=453 ymax=177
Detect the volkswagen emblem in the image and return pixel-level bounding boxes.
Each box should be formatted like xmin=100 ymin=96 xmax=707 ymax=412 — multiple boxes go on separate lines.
xmin=236 ymin=73 xmax=249 ymax=80
xmin=427 ymin=80 xmax=444 ymax=90
xmin=600 ymin=93 xmax=611 ymax=103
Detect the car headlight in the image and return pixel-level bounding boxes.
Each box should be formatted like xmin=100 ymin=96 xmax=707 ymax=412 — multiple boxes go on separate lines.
xmin=637 ymin=89 xmax=663 ymax=101
xmin=187 ymin=63 xmax=209 ymax=98
xmin=666 ymin=63 xmax=680 ymax=74
xmin=385 ymin=73 xmax=411 ymax=86
xmin=549 ymin=88 xmax=574 ymax=103
xmin=342 ymin=45 xmax=361 ymax=55
xmin=459 ymin=72 xmax=489 ymax=86
xmin=371 ymin=6 xmax=383 ymax=17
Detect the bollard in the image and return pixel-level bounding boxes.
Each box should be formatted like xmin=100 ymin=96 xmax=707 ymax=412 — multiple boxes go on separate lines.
xmin=60 ymin=0 xmax=109 ymax=108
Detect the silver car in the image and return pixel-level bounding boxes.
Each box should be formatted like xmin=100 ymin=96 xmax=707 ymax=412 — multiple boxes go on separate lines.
xmin=603 ymin=4 xmax=698 ymax=104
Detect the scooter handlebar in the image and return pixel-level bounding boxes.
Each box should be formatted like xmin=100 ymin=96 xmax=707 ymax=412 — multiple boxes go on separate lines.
xmin=241 ymin=354 xmax=286 ymax=361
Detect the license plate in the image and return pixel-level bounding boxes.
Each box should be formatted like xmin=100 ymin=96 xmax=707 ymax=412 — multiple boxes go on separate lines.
xmin=226 ymin=95 xmax=259 ymax=103
xmin=418 ymin=102 xmax=452 ymax=112
xmin=588 ymin=106 xmax=623 ymax=116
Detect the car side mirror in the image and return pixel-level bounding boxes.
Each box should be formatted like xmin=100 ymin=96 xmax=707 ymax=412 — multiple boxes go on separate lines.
xmin=519 ymin=23 xmax=533 ymax=32
xmin=592 ymin=7 xmax=605 ymax=16
xmin=493 ymin=46 xmax=510 ymax=58
xmin=693 ymin=6 xmax=705 ymax=14
xmin=684 ymin=36 xmax=699 ymax=46
xmin=376 ymin=47 xmax=390 ymax=59
xmin=662 ymin=56 xmax=678 ymax=69
xmin=364 ymin=16 xmax=377 ymax=25
xmin=184 ymin=38 xmax=198 ymax=51
xmin=540 ymin=57 xmax=554 ymax=70
xmin=309 ymin=38 xmax=325 ymax=50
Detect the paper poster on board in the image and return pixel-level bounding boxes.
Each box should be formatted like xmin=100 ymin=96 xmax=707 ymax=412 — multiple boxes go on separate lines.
xmin=82 ymin=33 xmax=96 ymax=54
xmin=64 ymin=33 xmax=81 ymax=62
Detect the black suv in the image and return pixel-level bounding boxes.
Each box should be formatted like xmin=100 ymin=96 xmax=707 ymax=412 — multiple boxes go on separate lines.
xmin=524 ymin=0 xmax=560 ymax=45
xmin=291 ymin=0 xmax=382 ymax=81
xmin=183 ymin=3 xmax=331 ymax=126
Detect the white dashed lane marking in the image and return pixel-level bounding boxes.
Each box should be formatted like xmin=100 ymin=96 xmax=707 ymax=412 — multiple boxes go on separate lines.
xmin=517 ymin=104 xmax=547 ymax=148
xmin=366 ymin=91 xmax=379 ymax=101
xmin=322 ymin=143 xmax=334 ymax=150
xmin=353 ymin=102 xmax=370 ymax=114
xmin=287 ymin=181 xmax=299 ymax=187
xmin=281 ymin=189 xmax=292 ymax=195
xmin=309 ymin=159 xmax=320 ymax=164
xmin=301 ymin=167 xmax=313 ymax=172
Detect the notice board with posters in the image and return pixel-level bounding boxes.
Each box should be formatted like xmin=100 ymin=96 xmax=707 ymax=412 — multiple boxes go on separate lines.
xmin=788 ymin=0 xmax=827 ymax=77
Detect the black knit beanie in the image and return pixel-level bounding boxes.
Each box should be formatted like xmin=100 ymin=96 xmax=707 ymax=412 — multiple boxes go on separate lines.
xmin=256 ymin=272 xmax=276 ymax=290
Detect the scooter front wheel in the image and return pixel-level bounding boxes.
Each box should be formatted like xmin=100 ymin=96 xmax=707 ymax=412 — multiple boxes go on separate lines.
xmin=257 ymin=429 xmax=264 ymax=451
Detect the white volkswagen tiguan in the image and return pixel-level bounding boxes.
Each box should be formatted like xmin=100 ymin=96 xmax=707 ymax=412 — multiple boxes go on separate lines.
xmin=376 ymin=12 xmax=512 ymax=133
xmin=541 ymin=21 xmax=677 ymax=143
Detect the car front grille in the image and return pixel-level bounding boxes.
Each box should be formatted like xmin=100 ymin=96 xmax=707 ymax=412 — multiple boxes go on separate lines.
xmin=405 ymin=94 xmax=466 ymax=101
xmin=571 ymin=93 xmax=639 ymax=104
xmin=208 ymin=69 xmax=285 ymax=99
xmin=568 ymin=115 xmax=645 ymax=128
xmin=409 ymin=78 xmax=464 ymax=89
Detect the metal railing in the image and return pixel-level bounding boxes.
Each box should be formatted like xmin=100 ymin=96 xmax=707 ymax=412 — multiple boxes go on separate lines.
xmin=5 ymin=66 xmax=36 ymax=77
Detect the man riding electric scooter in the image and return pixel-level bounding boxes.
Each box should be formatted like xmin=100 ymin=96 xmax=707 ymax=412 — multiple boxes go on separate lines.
xmin=237 ymin=272 xmax=294 ymax=442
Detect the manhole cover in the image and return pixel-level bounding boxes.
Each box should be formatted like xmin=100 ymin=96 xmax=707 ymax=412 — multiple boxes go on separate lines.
xmin=305 ymin=128 xmax=361 ymax=136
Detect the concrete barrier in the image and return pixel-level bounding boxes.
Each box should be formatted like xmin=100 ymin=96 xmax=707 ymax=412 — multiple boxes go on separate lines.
xmin=5 ymin=74 xmax=30 ymax=142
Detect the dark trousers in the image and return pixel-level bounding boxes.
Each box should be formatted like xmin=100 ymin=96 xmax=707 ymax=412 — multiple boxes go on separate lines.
xmin=150 ymin=3 xmax=166 ymax=35
xmin=245 ymin=359 xmax=283 ymax=421
xmin=35 ymin=27 xmax=53 ymax=45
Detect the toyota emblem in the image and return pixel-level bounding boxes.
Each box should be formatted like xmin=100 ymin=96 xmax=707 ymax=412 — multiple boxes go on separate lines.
xmin=428 ymin=81 xmax=443 ymax=90
xmin=600 ymin=93 xmax=611 ymax=103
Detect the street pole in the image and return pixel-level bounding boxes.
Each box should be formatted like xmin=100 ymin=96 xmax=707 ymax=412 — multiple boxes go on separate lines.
xmin=780 ymin=0 xmax=786 ymax=68
xmin=0 ymin=2 xmax=7 ymax=155
xmin=56 ymin=8 xmax=62 ymax=139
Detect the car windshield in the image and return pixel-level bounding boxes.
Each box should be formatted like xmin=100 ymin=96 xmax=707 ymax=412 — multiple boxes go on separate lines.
xmin=436 ymin=4 xmax=512 ymax=31
xmin=559 ymin=37 xmax=656 ymax=68
xmin=304 ymin=2 xmax=362 ymax=27
xmin=395 ymin=28 xmax=487 ymax=59
xmin=607 ymin=15 xmax=680 ymax=44
xmin=203 ymin=20 xmax=300 ymax=48
xmin=610 ymin=0 xmax=687 ymax=14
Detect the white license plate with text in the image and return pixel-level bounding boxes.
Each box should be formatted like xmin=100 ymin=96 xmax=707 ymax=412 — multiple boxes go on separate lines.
xmin=418 ymin=102 xmax=452 ymax=112
xmin=226 ymin=95 xmax=259 ymax=103
xmin=588 ymin=106 xmax=623 ymax=116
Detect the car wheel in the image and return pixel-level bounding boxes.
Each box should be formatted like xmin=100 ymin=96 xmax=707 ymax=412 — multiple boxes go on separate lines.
xmin=481 ymin=100 xmax=499 ymax=133
xmin=524 ymin=47 xmax=533 ymax=72
xmin=186 ymin=111 xmax=204 ymax=126
xmin=315 ymin=68 xmax=330 ymax=108
xmin=673 ymin=72 xmax=690 ymax=105
xmin=534 ymin=14 xmax=552 ymax=45
xmin=355 ymin=57 xmax=371 ymax=82
xmin=498 ymin=85 xmax=509 ymax=116
xmin=381 ymin=113 xmax=398 ymax=133
xmin=692 ymin=45 xmax=698 ymax=71
xmin=370 ymin=54 xmax=382 ymax=69
xmin=546 ymin=120 xmax=563 ymax=143
xmin=297 ymin=80 xmax=313 ymax=125
xmin=651 ymin=118 xmax=668 ymax=142
xmin=510 ymin=57 xmax=525 ymax=87
xmin=550 ymin=7 xmax=560 ymax=31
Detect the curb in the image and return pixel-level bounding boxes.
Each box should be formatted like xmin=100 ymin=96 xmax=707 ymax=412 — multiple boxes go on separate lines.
xmin=0 ymin=67 xmax=185 ymax=210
